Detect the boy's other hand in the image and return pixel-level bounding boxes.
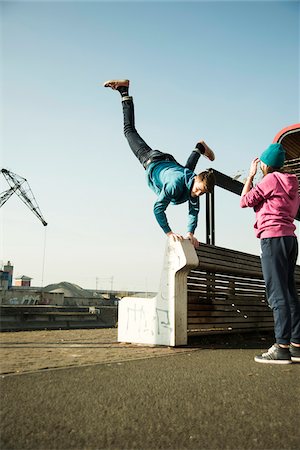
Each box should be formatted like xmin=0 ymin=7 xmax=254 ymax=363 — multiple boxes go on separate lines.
xmin=186 ymin=232 xmax=199 ymax=248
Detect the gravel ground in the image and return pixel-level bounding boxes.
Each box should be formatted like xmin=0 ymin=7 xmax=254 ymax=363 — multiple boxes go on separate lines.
xmin=0 ymin=328 xmax=198 ymax=375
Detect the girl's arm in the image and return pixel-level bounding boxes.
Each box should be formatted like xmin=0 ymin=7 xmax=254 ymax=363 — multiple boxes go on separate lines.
xmin=241 ymin=157 xmax=259 ymax=197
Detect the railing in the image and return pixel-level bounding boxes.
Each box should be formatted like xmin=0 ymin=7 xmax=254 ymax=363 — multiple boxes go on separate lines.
xmin=0 ymin=305 xmax=117 ymax=331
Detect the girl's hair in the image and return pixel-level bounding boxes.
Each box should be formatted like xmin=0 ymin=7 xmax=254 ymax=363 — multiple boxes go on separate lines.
xmin=196 ymin=169 xmax=216 ymax=192
xmin=263 ymin=166 xmax=284 ymax=175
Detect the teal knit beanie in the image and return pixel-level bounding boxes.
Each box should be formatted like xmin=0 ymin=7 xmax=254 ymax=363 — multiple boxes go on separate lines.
xmin=260 ymin=143 xmax=285 ymax=168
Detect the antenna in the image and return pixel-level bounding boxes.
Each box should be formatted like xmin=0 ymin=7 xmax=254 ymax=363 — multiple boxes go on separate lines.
xmin=0 ymin=168 xmax=48 ymax=226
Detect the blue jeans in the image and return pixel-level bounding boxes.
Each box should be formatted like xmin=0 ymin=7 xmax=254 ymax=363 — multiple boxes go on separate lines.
xmin=260 ymin=236 xmax=300 ymax=344
xmin=122 ymin=98 xmax=200 ymax=170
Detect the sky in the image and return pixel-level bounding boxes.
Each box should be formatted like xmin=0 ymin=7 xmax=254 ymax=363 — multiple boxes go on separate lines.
xmin=0 ymin=0 xmax=299 ymax=292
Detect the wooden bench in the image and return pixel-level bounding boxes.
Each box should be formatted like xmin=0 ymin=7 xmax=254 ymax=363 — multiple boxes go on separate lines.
xmin=118 ymin=239 xmax=300 ymax=346
xmin=188 ymin=244 xmax=274 ymax=336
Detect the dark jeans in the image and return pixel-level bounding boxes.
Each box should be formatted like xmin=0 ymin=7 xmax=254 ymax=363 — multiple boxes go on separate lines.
xmin=260 ymin=236 xmax=300 ymax=344
xmin=122 ymin=98 xmax=200 ymax=170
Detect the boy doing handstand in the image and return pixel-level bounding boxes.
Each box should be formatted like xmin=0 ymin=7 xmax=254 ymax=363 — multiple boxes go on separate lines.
xmin=104 ymin=79 xmax=216 ymax=248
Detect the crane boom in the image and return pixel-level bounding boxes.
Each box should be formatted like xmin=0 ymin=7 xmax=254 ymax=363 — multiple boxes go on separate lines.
xmin=0 ymin=168 xmax=48 ymax=226
xmin=0 ymin=186 xmax=16 ymax=208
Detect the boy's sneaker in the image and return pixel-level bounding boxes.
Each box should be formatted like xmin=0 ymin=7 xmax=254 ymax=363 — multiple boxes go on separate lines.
xmin=290 ymin=344 xmax=300 ymax=362
xmin=103 ymin=79 xmax=130 ymax=90
xmin=198 ymin=141 xmax=215 ymax=161
xmin=254 ymin=344 xmax=292 ymax=364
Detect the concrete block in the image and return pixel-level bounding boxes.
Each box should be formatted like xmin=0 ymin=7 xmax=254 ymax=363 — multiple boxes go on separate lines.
xmin=118 ymin=239 xmax=198 ymax=346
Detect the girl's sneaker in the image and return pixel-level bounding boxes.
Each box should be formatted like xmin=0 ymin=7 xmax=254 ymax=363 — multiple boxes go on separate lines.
xmin=254 ymin=344 xmax=292 ymax=364
xmin=290 ymin=344 xmax=300 ymax=362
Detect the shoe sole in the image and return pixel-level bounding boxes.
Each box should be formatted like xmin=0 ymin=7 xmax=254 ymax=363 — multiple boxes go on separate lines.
xmin=254 ymin=356 xmax=292 ymax=364
xmin=291 ymin=356 xmax=300 ymax=362
xmin=103 ymin=79 xmax=129 ymax=89
xmin=199 ymin=141 xmax=215 ymax=161
xmin=203 ymin=151 xmax=215 ymax=161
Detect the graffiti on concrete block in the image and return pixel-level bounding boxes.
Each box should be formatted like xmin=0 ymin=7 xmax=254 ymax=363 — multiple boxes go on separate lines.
xmin=155 ymin=308 xmax=171 ymax=335
xmin=125 ymin=304 xmax=172 ymax=337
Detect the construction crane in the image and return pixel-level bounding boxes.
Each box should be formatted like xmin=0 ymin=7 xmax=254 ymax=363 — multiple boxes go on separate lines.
xmin=0 ymin=168 xmax=48 ymax=226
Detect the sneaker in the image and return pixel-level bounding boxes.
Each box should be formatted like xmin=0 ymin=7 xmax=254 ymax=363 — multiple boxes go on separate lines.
xmin=198 ymin=141 xmax=215 ymax=161
xmin=290 ymin=344 xmax=300 ymax=362
xmin=254 ymin=344 xmax=292 ymax=364
xmin=103 ymin=79 xmax=130 ymax=90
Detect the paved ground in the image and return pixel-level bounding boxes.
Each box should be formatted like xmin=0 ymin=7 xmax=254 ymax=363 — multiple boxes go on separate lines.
xmin=1 ymin=328 xmax=300 ymax=450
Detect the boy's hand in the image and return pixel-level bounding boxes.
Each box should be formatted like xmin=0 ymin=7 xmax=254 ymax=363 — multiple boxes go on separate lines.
xmin=166 ymin=232 xmax=199 ymax=249
xmin=166 ymin=231 xmax=184 ymax=242
xmin=186 ymin=232 xmax=199 ymax=248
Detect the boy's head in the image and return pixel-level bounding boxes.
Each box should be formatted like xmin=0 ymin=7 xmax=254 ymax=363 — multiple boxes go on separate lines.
xmin=191 ymin=170 xmax=216 ymax=197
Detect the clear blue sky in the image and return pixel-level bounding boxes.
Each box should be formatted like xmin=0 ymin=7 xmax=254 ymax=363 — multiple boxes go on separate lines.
xmin=1 ymin=0 xmax=299 ymax=291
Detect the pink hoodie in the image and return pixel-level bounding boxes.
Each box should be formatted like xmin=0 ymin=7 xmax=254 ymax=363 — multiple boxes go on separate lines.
xmin=240 ymin=172 xmax=299 ymax=238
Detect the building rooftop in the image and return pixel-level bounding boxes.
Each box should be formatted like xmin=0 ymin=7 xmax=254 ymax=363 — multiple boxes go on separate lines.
xmin=14 ymin=275 xmax=32 ymax=281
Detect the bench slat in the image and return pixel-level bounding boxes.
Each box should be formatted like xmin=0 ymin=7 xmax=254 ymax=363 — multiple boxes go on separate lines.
xmin=186 ymin=243 xmax=279 ymax=336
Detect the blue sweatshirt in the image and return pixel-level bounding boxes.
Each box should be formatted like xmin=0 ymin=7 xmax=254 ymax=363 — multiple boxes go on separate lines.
xmin=146 ymin=160 xmax=199 ymax=234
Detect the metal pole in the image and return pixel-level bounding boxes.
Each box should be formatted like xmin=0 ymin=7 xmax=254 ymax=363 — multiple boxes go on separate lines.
xmin=206 ymin=193 xmax=211 ymax=244
xmin=210 ymin=189 xmax=215 ymax=245
xmin=205 ymin=189 xmax=215 ymax=245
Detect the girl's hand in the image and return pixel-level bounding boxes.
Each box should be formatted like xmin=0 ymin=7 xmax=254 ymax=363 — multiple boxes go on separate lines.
xmin=249 ymin=157 xmax=260 ymax=179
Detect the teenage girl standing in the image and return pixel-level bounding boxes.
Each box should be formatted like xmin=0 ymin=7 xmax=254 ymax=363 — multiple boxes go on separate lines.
xmin=241 ymin=143 xmax=300 ymax=364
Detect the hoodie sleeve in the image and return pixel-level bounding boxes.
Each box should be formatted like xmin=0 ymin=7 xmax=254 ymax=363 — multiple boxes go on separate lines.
xmin=187 ymin=198 xmax=200 ymax=233
xmin=240 ymin=174 xmax=276 ymax=208
xmin=153 ymin=189 xmax=172 ymax=233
